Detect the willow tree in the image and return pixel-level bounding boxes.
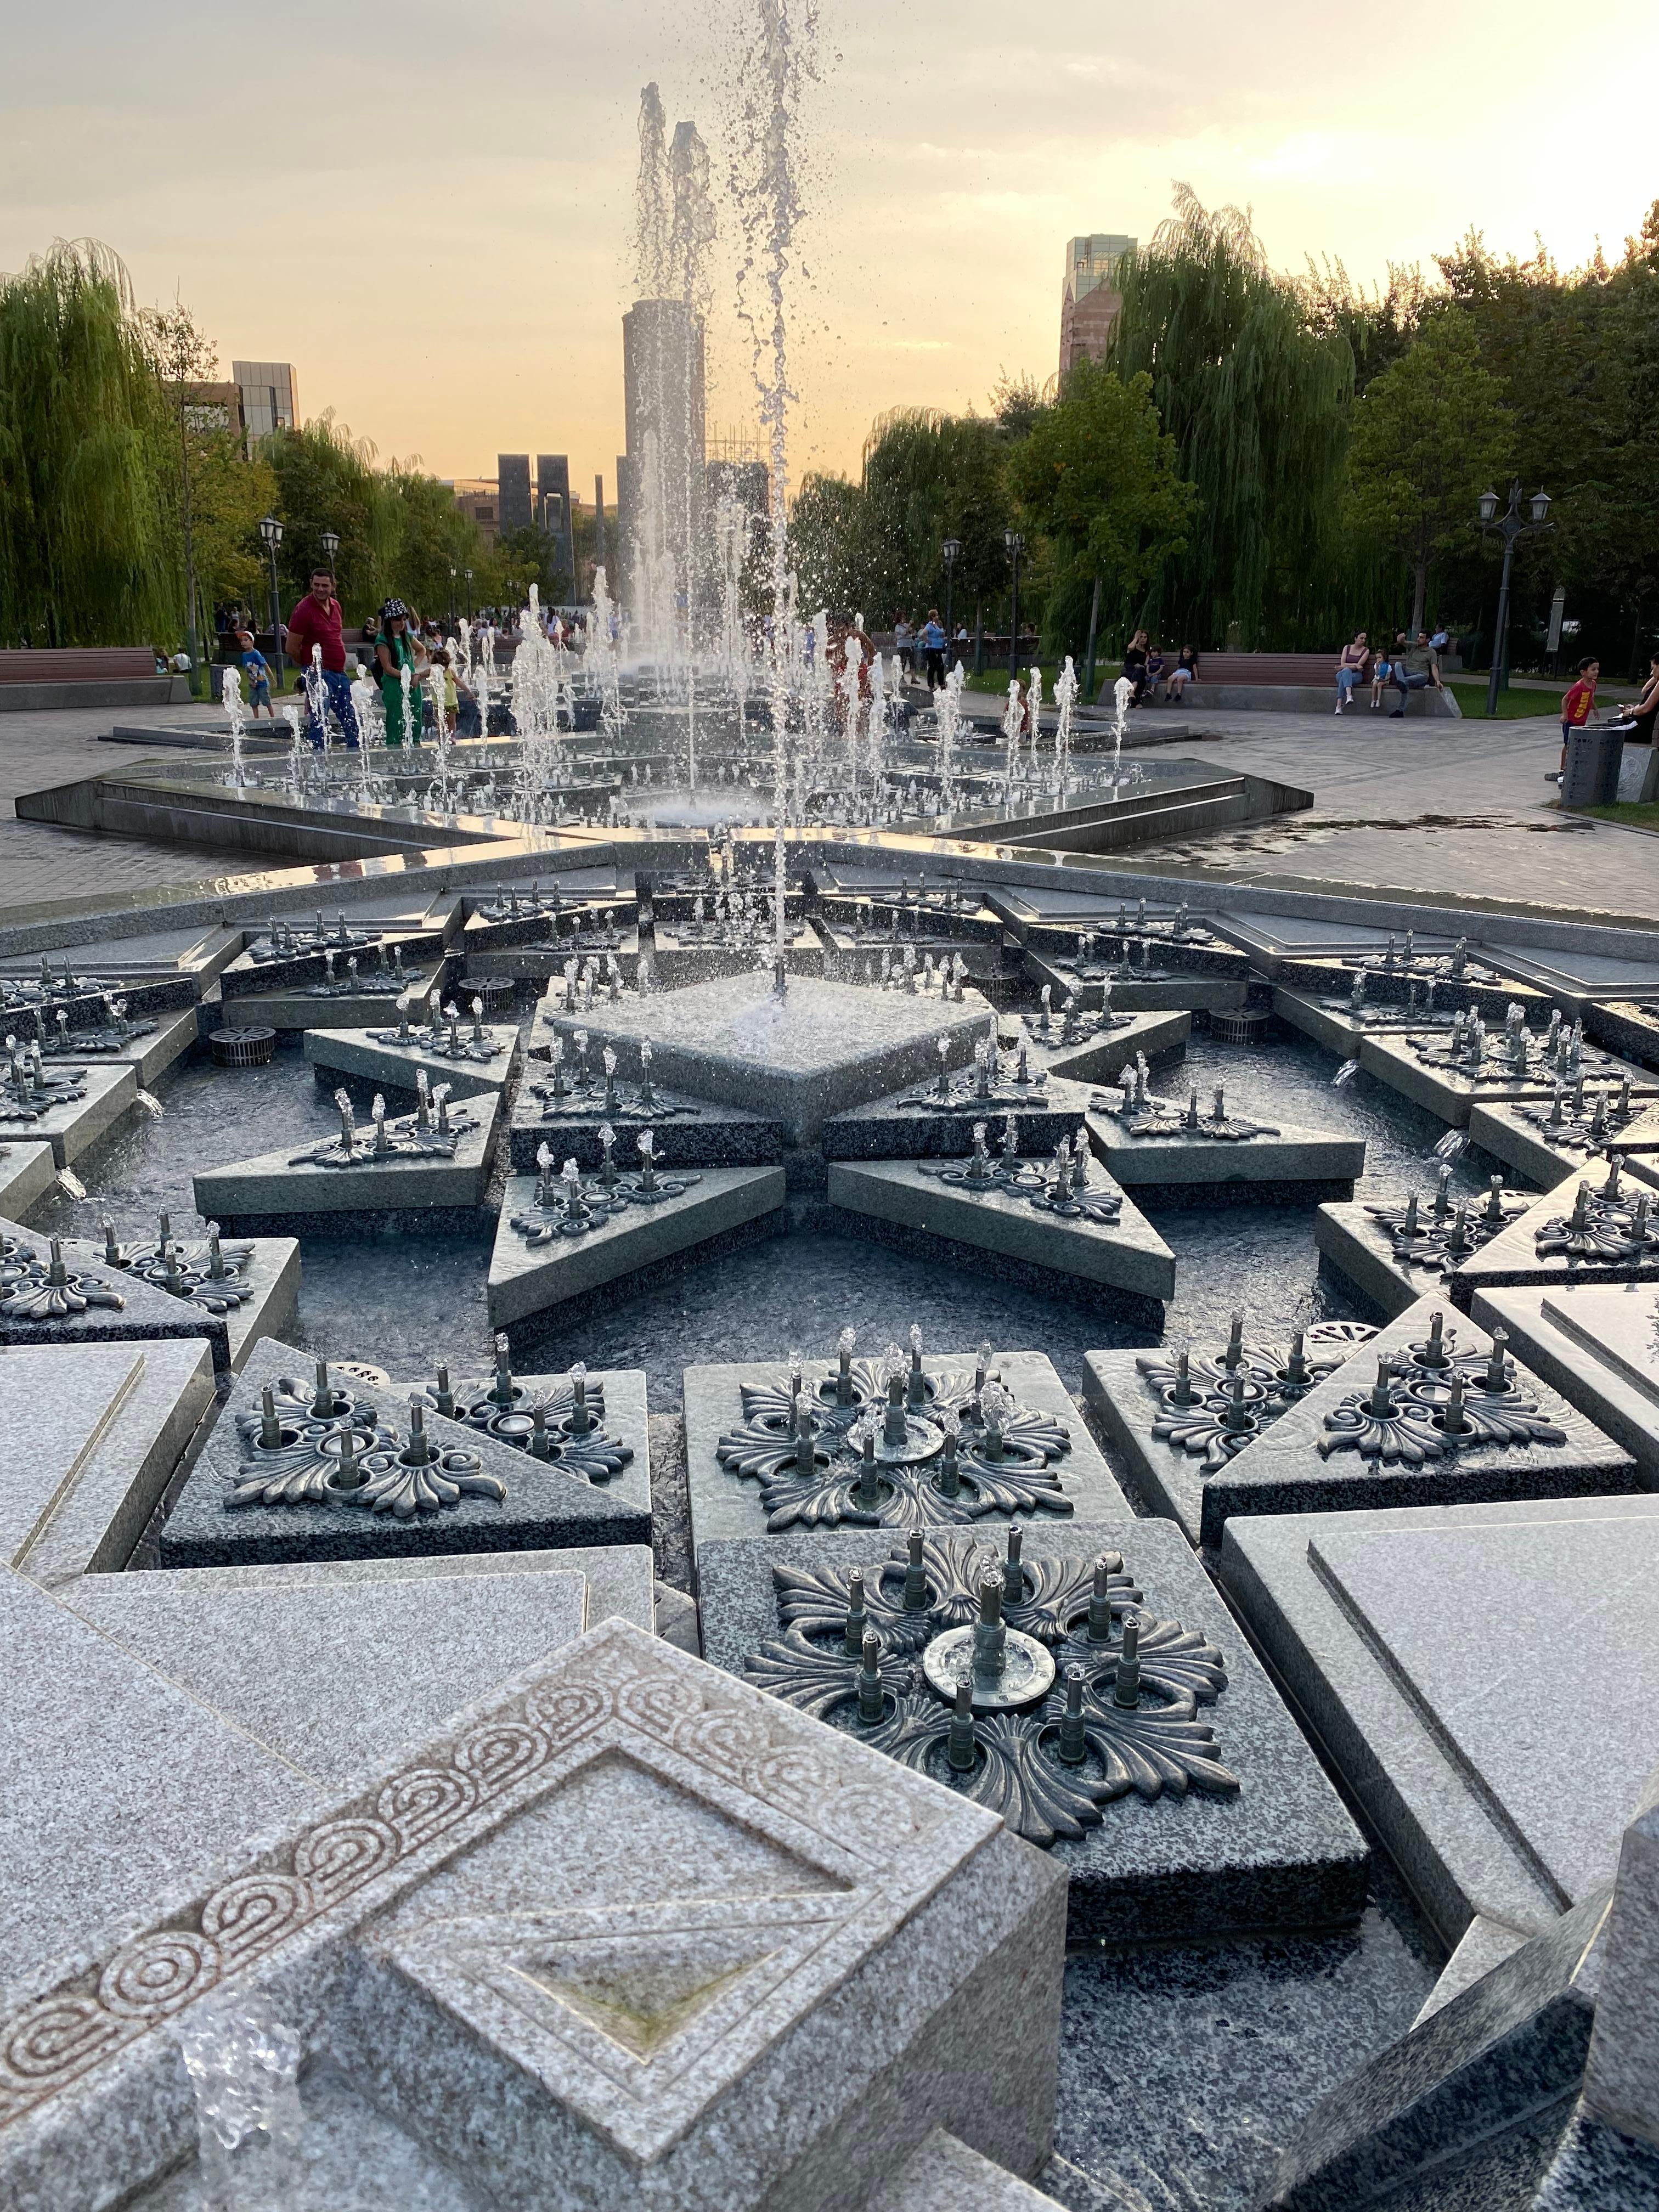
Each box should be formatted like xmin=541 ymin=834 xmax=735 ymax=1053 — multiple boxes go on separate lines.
xmin=0 ymin=239 xmax=176 ymax=648
xmin=1110 ymin=188 xmax=1356 ymax=648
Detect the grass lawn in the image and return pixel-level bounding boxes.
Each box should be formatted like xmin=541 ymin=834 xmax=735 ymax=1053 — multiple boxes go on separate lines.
xmin=1446 ymin=680 xmax=1566 ymax=719
xmin=1575 ymin=800 xmax=1659 ymax=833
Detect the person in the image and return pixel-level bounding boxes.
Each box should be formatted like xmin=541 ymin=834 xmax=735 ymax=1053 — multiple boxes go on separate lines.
xmin=1121 ymin=629 xmax=1150 ymax=703
xmin=955 ymin=622 xmax=970 ymax=655
xmin=374 ymin=601 xmax=422 ymax=748
xmin=1556 ymin=655 xmax=1600 ymax=778
xmin=430 ymin=647 xmax=459 ymax=736
xmin=918 ymin=608 xmax=947 ymax=689
xmin=1369 ymin=642 xmax=1394 ymax=710
xmin=1166 ymin=645 xmax=1199 ymax=701
xmin=285 ymin=568 xmax=360 ymax=748
xmin=1622 ymin=652 xmax=1659 ymax=748
xmin=1334 ymin=630 xmax=1369 ymax=714
xmin=894 ymin=613 xmax=915 ymax=676
xmin=1144 ymin=644 xmax=1167 ymax=702
xmin=233 ymin=628 xmax=273 ymax=718
xmin=1388 ymin=631 xmax=1444 ymax=716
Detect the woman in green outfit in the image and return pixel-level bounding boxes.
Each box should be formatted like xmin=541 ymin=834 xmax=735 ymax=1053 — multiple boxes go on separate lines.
xmin=374 ymin=600 xmax=424 ymax=747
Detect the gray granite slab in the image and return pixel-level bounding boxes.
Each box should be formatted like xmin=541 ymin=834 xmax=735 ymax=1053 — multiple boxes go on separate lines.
xmin=827 ymin=1159 xmax=1176 ymax=1301
xmin=1450 ymin=1160 xmax=1659 ymax=1309
xmin=162 ymin=1539 xmax=656 ymax=1630
xmin=487 ymin=1165 xmax=788 ymax=1331
xmin=63 ymin=1565 xmax=591 ymax=1787
xmin=1271 ymin=985 xmax=1462 ymax=1059
xmin=1538 ymin=1282 xmax=1659 ymax=1410
xmin=821 ymin=1071 xmax=1095 ymax=1161
xmin=158 ymin=1337 xmax=649 ymax=1567
xmin=1 ymin=1215 xmax=232 ymax=1374
xmin=1311 ymin=1514 xmax=1659 ymax=1903
xmin=1177 ymin=1293 xmax=1638 ymax=1549
xmin=221 ymin=962 xmax=456 ymax=1032
xmin=1584 ymin=1768 xmax=1659 ymax=2152
xmin=544 ymin=972 xmax=994 ymax=1143
xmin=1025 ymin=947 xmax=1246 ymax=1014
xmin=685 ymin=1348 xmax=1130 ymax=1553
xmin=697 ymin=1516 xmax=1368 ymax=1943
xmin=1314 ymin=1193 xmax=1540 ymax=1323
xmin=0 ymin=1339 xmax=215 ymax=1586
xmin=400 ymin=1362 xmax=652 ymax=1532
xmin=1357 ymin=1029 xmax=1656 ymax=1128
xmin=0 ymin=1060 xmax=137 ymax=1167
xmin=507 ymin=1079 xmax=784 ymax=1172
xmin=192 ymin=1091 xmax=499 ymax=1232
xmin=0 ymin=1619 xmax=1066 ymax=2212
xmin=1220 ymin=1493 xmax=1659 ymax=1943
xmin=0 ymin=1564 xmax=313 ymax=1991
xmin=650 ymin=918 xmax=817 ymax=984
xmin=1466 ymin=1096 xmax=1638 ymax=1191
xmin=1412 ymin=1912 xmax=1531 ymax=2025
xmin=1085 ymin=1102 xmax=1365 ymax=1197
xmin=93 ymin=1226 xmax=302 ymax=1375
xmin=872 ymin=2127 xmax=1068 ymax=2210
xmin=35 ymin=1002 xmax=201 ymax=1088
xmin=0 ymin=1139 xmax=55 ymax=1222
xmin=1469 ymin=1285 xmax=1659 ymax=1480
xmin=1014 ymin=1007 xmax=1191 ymax=1087
xmin=303 ymin=1020 xmax=520 ymax=1105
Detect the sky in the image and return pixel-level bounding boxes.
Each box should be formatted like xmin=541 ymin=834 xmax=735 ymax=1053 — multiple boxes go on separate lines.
xmin=3 ymin=0 xmax=1656 ymax=500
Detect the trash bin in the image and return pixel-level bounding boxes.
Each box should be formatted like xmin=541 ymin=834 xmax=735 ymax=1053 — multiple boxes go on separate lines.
xmin=1561 ymin=724 xmax=1624 ymax=807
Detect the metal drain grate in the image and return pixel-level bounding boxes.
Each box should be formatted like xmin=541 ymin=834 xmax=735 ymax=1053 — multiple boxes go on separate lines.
xmin=208 ymin=1026 xmax=276 ymax=1068
xmin=1209 ymin=1009 xmax=1268 ymax=1046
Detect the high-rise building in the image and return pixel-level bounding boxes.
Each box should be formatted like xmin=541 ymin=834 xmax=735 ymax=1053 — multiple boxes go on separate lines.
xmin=497 ymin=455 xmax=534 ymax=536
xmin=536 ymin=455 xmax=575 ymax=590
xmin=231 ymin=361 xmax=299 ymax=444
xmin=618 ymin=298 xmax=707 ymax=631
xmin=1058 ymin=235 xmax=1136 ymax=380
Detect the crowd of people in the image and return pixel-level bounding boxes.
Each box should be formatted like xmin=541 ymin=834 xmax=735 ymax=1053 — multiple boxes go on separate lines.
xmin=1331 ymin=630 xmax=1452 ymax=715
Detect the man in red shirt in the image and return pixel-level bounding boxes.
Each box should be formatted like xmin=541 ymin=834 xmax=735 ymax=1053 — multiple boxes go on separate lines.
xmin=286 ymin=567 xmax=360 ymax=748
xmin=1558 ymin=655 xmax=1599 ymax=780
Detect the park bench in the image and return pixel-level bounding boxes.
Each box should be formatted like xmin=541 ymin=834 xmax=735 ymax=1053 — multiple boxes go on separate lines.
xmin=1143 ymin=651 xmax=1459 ymax=717
xmin=0 ymin=648 xmax=191 ymax=712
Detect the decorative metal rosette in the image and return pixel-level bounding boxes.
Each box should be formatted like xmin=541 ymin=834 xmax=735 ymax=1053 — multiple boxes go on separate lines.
xmin=1363 ymin=1182 xmax=1530 ymax=1272
xmin=1110 ymin=1087 xmax=1280 ymax=1143
xmin=1135 ymin=1319 xmax=1374 ymax=1469
xmin=0 ymin=1235 xmax=127 ymax=1319
xmin=103 ymin=1228 xmax=258 ymax=1314
xmin=1531 ymin=1172 xmax=1655 ymax=1265
xmin=228 ymin=1369 xmax=506 ymax=1515
xmin=290 ymin=1096 xmax=477 ymax=1169
xmin=1317 ymin=1336 xmax=1567 ymax=1464
xmin=742 ymin=1531 xmax=1238 ymax=1848
xmin=414 ymin=1362 xmax=633 ymax=1484
xmin=1 ymin=1054 xmax=89 ymax=1120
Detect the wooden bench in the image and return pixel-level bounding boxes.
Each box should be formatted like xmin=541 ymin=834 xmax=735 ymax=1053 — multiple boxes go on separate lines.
xmin=1131 ymin=650 xmax=1459 ymax=719
xmin=0 ymin=648 xmax=190 ymax=712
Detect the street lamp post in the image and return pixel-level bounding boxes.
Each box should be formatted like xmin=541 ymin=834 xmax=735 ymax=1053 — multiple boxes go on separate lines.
xmin=448 ymin=566 xmax=458 ymax=627
xmin=941 ymin=538 xmax=961 ymax=652
xmin=1477 ymin=482 xmax=1553 ymax=718
xmin=258 ymin=515 xmax=285 ymax=687
xmin=465 ymin=569 xmax=474 ymax=620
xmin=320 ymin=528 xmax=340 ymax=573
xmin=1004 ymin=530 xmax=1024 ymax=685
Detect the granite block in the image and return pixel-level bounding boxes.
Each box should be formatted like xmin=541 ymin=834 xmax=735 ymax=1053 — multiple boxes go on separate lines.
xmin=0 ymin=1060 xmax=136 ymax=1167
xmin=403 ymin=1361 xmax=652 ymax=1531
xmin=1085 ymin=1103 xmax=1365 ymax=1199
xmin=826 ymin=1159 xmax=1176 ymax=1301
xmin=1220 ymin=1493 xmax=1659 ymax=1943
xmin=1356 ymin=1029 xmax=1656 ymax=1129
xmin=685 ymin=1348 xmax=1131 ymax=1554
xmin=507 ymin=1080 xmax=785 ymax=1172
xmin=303 ymin=1020 xmax=520 ymax=1105
xmin=1412 ymin=1914 xmax=1531 ymax=2025
xmin=544 ymin=973 xmax=993 ymax=1144
xmin=1584 ymin=1769 xmax=1659 ymax=2151
xmin=487 ymin=1165 xmax=788 ymax=1331
xmin=222 ymin=960 xmax=457 ymax=1032
xmin=1466 ymin=1097 xmax=1630 ymax=1191
xmin=0 ymin=1620 xmax=1066 ymax=2212
xmin=0 ymin=1215 xmax=232 ymax=1374
xmin=193 ymin=1090 xmax=499 ymax=1231
xmin=157 ymin=1336 xmax=650 ymax=1567
xmin=649 ymin=918 xmax=817 ymax=984
xmin=1315 ymin=1194 xmax=1539 ymax=1322
xmin=1015 ymin=1007 xmax=1191 ymax=1087
xmin=1025 ymin=947 xmax=1246 ymax=1014
xmin=99 ymin=1226 xmax=303 ymax=1374
xmin=871 ymin=2128 xmax=1069 ymax=2211
xmin=1181 ymin=1294 xmax=1638 ymax=1549
xmin=0 ymin=1139 xmax=55 ymax=1222
xmin=173 ymin=1539 xmax=658 ymax=1632
xmin=36 ymin=1002 xmax=201 ymax=1088
xmin=1271 ymin=986 xmax=1456 ymax=1058
xmin=1449 ymin=1160 xmax=1659 ymax=1309
xmin=0 ymin=1339 xmax=215 ymax=1586
xmin=0 ymin=1564 xmax=313 ymax=1992
xmin=1469 ymin=1284 xmax=1659 ymax=1478
xmin=697 ymin=1516 xmax=1368 ymax=1943
xmin=822 ymin=1073 xmax=1094 ymax=1162
xmin=1080 ymin=1322 xmax=1378 ymax=1547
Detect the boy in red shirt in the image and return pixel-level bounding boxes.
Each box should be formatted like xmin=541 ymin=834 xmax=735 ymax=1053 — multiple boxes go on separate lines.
xmin=1558 ymin=656 xmax=1599 ymax=778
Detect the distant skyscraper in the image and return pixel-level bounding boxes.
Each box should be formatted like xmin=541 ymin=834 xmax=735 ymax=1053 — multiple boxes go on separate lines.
xmin=618 ymin=298 xmax=706 ymax=633
xmin=1058 ymin=235 xmax=1136 ymax=380
xmin=231 ymin=360 xmax=298 ymax=444
xmin=536 ymin=454 xmax=575 ymax=590
xmin=497 ymin=455 xmax=534 ymax=536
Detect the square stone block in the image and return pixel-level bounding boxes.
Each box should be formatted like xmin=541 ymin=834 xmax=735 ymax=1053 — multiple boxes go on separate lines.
xmin=827 ymin=1159 xmax=1176 ymax=1302
xmin=1468 ymin=1283 xmax=1659 ymax=1479
xmin=0 ymin=1338 xmax=215 ymax=1586
xmin=0 ymin=1060 xmax=136 ymax=1167
xmin=303 ymin=1018 xmax=520 ymax=1105
xmin=488 ymin=1164 xmax=787 ymax=1333
xmin=1271 ymin=986 xmax=1441 ymax=1058
xmin=222 ymin=961 xmax=456 ymax=1033
xmin=1221 ymin=1493 xmax=1659 ymax=1944
xmin=0 ymin=1620 xmax=1066 ymax=2212
xmin=0 ymin=1137 xmax=55 ymax=1221
xmin=36 ymin=1001 xmax=201 ymax=1088
xmin=1 ymin=1213 xmax=233 ymax=1375
xmin=1465 ymin=1098 xmax=1624 ymax=1190
xmin=1449 ymin=1160 xmax=1659 ymax=1311
xmin=1080 ymin=1322 xmax=1378 ymax=1546
xmin=698 ymin=1515 xmax=1367 ymax=1946
xmin=821 ymin=1071 xmax=1095 ymax=1161
xmin=85 ymin=1223 xmax=302 ymax=1375
xmin=1357 ymin=1029 xmax=1656 ymax=1128
xmin=1085 ymin=1099 xmax=1365 ymax=1201
xmin=1166 ymin=1293 xmax=1638 ymax=1551
xmin=193 ymin=1090 xmax=499 ymax=1234
xmin=1026 ymin=947 xmax=1245 ymax=1014
xmin=509 ymin=1078 xmax=784 ymax=1172
xmin=686 ymin=1348 xmax=1130 ymax=1555
xmin=159 ymin=1336 xmax=649 ymax=1568
xmin=1314 ymin=1190 xmax=1538 ymax=1322
xmin=650 ymin=916 xmax=821 ymax=984
xmin=544 ymin=973 xmax=994 ymax=1145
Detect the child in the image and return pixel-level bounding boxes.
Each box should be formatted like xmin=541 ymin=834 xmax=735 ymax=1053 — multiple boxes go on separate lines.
xmin=1558 ymin=656 xmax=1599 ymax=780
xmin=1369 ymin=646 xmax=1393 ymax=710
xmin=235 ymin=629 xmax=273 ymax=719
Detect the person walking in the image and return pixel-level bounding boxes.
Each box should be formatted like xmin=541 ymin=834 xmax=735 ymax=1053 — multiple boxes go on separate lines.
xmin=374 ymin=601 xmax=422 ymax=748
xmin=285 ymin=567 xmax=360 ymax=748
xmin=233 ymin=628 xmax=274 ymax=719
xmin=918 ymin=608 xmax=947 ymax=689
xmin=1334 ymin=630 xmax=1369 ymax=714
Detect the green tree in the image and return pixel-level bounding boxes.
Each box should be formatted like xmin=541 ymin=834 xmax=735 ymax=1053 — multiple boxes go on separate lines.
xmin=0 ymin=238 xmax=176 ymax=649
xmin=1345 ymin=313 xmax=1513 ymax=635
xmin=264 ymin=414 xmax=393 ymax=627
xmin=1009 ymin=359 xmax=1197 ymax=663
xmin=787 ymin=472 xmax=867 ymax=614
xmin=149 ymin=303 xmax=274 ymax=661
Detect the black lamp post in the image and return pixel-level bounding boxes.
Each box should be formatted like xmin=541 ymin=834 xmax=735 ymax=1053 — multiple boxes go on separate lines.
xmin=465 ymin=568 xmax=474 ymax=620
xmin=448 ymin=565 xmax=457 ymax=627
xmin=941 ymin=538 xmax=961 ymax=650
xmin=320 ymin=527 xmax=340 ymax=574
xmin=258 ymin=515 xmax=284 ymax=686
xmin=1478 ymin=482 xmax=1553 ymax=717
xmin=1004 ymin=530 xmax=1024 ymax=684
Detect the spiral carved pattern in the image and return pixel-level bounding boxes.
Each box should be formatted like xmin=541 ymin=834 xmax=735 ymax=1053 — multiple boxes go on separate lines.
xmin=200 ymin=1875 xmax=311 ymax=1966
xmin=377 ymin=1765 xmax=481 ymax=1853
xmin=98 ymin=1930 xmax=218 ymax=2020
xmin=292 ymin=1817 xmax=399 ymax=1907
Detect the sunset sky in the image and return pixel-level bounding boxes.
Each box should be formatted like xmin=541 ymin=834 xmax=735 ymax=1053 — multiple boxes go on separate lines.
xmin=3 ymin=0 xmax=1655 ymax=500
